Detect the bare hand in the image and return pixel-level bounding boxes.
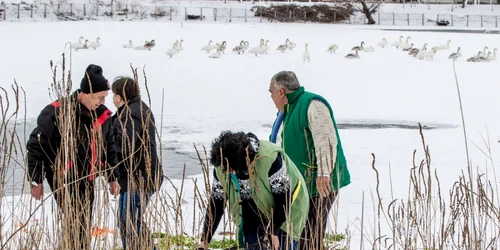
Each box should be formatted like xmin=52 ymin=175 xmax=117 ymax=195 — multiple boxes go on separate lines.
xmin=265 ymin=234 xmax=280 ymax=250
xmin=270 ymin=234 xmax=279 ymax=250
xmin=316 ymin=176 xmax=331 ymax=198
xmin=31 ymin=183 xmax=44 ymax=200
xmin=108 ymin=181 xmax=120 ymax=197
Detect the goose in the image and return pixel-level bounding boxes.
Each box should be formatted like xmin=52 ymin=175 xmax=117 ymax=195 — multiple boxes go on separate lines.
xmin=276 ymin=39 xmax=289 ymax=53
xmin=122 ymin=40 xmax=133 ymax=48
xmin=488 ymin=48 xmax=497 ymax=60
xmin=402 ymin=43 xmax=414 ymax=52
xmin=247 ymin=39 xmax=265 ymax=56
xmin=414 ymin=46 xmax=427 ymax=60
xmin=351 ymin=41 xmax=364 ymax=51
xmin=174 ymin=39 xmax=184 ymax=51
xmin=435 ymin=40 xmax=451 ymax=51
xmin=74 ymin=39 xmax=89 ymax=51
xmin=303 ymin=43 xmax=310 ymax=62
xmin=71 ymin=36 xmax=84 ymax=49
xmin=399 ymin=36 xmax=412 ymax=50
xmin=201 ymin=40 xmax=216 ymax=53
xmin=378 ymin=38 xmax=388 ymax=48
xmin=424 ymin=47 xmax=437 ymax=60
xmin=467 ymin=51 xmax=483 ymax=62
xmin=448 ymin=47 xmax=462 ymax=60
xmin=326 ymin=43 xmax=339 ymax=54
xmin=165 ymin=41 xmax=180 ymax=58
xmin=345 ymin=50 xmax=360 ymax=59
xmin=261 ymin=40 xmax=270 ymax=54
xmin=88 ymin=37 xmax=101 ymax=50
xmin=287 ymin=39 xmax=297 ymax=50
xmin=208 ymin=47 xmax=222 ymax=58
xmin=232 ymin=40 xmax=247 ymax=54
xmin=391 ymin=35 xmax=404 ymax=48
xmin=144 ymin=40 xmax=156 ymax=50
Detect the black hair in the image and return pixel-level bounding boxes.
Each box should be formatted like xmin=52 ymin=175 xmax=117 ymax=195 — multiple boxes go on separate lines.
xmin=111 ymin=76 xmax=140 ymax=101
xmin=210 ymin=131 xmax=259 ymax=172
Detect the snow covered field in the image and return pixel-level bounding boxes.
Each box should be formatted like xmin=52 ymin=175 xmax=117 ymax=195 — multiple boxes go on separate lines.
xmin=1 ymin=10 xmax=500 ymax=249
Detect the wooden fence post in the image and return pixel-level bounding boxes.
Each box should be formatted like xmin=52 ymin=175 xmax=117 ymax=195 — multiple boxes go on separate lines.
xmin=244 ymin=9 xmax=247 ymax=22
xmin=44 ymin=3 xmax=47 ymax=18
xmin=229 ymin=8 xmax=232 ymax=22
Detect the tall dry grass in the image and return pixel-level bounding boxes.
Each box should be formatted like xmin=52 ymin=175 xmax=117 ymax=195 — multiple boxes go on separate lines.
xmin=0 ymin=54 xmax=499 ymax=250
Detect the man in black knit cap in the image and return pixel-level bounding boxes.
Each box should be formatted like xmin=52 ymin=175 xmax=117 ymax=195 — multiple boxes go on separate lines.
xmin=27 ymin=64 xmax=121 ymax=249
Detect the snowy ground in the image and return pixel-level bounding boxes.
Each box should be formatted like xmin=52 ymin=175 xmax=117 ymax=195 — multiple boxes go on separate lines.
xmin=1 ymin=12 xmax=500 ymax=250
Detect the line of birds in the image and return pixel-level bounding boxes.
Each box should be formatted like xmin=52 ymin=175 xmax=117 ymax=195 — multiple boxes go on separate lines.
xmin=68 ymin=35 xmax=498 ymax=62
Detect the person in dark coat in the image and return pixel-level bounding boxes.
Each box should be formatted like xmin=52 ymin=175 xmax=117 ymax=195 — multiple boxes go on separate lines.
xmin=26 ymin=64 xmax=121 ymax=250
xmin=111 ymin=76 xmax=163 ymax=250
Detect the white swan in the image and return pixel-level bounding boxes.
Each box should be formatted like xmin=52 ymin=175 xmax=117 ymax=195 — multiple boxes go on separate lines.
xmin=201 ymin=40 xmax=216 ymax=53
xmin=242 ymin=41 xmax=249 ymax=52
xmin=165 ymin=41 xmax=180 ymax=58
xmin=88 ymin=37 xmax=101 ymax=50
xmin=122 ymin=40 xmax=133 ymax=48
xmin=345 ymin=50 xmax=360 ymax=59
xmin=71 ymin=36 xmax=84 ymax=49
xmin=277 ymin=39 xmax=289 ymax=53
xmin=208 ymin=47 xmax=222 ymax=58
xmin=488 ymin=48 xmax=497 ymax=60
xmin=287 ymin=39 xmax=297 ymax=50
xmin=414 ymin=46 xmax=427 ymax=60
xmin=174 ymin=39 xmax=184 ymax=51
xmin=410 ymin=43 xmax=426 ymax=56
xmin=74 ymin=39 xmax=89 ymax=51
xmin=261 ymin=40 xmax=270 ymax=54
xmin=448 ymin=47 xmax=462 ymax=60
xmin=378 ymin=38 xmax=388 ymax=48
xmin=402 ymin=43 xmax=414 ymax=52
xmin=326 ymin=43 xmax=339 ymax=54
xmin=362 ymin=43 xmax=375 ymax=52
xmin=399 ymin=36 xmax=412 ymax=50
xmin=247 ymin=39 xmax=264 ymax=56
xmin=391 ymin=35 xmax=403 ymax=48
xmin=435 ymin=40 xmax=451 ymax=51
xmin=424 ymin=47 xmax=437 ymax=60
xmin=303 ymin=43 xmax=310 ymax=62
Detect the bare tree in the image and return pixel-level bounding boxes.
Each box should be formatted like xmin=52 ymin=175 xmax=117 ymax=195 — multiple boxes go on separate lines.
xmin=355 ymin=0 xmax=382 ymax=25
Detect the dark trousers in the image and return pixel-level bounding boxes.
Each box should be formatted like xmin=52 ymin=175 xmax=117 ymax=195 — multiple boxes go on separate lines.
xmin=118 ymin=191 xmax=155 ymax=250
xmin=47 ymin=172 xmax=95 ymax=250
xmin=299 ymin=192 xmax=337 ymax=250
xmin=244 ymin=227 xmax=297 ymax=250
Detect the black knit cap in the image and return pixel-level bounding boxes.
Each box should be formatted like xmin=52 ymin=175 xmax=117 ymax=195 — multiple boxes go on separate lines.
xmin=80 ymin=64 xmax=109 ymax=94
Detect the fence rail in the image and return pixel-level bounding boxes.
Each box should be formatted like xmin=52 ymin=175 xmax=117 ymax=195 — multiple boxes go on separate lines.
xmin=0 ymin=2 xmax=499 ymax=27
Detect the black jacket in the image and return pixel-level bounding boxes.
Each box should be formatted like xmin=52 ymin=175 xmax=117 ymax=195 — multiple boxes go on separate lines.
xmin=26 ymin=90 xmax=119 ymax=185
xmin=112 ymin=96 xmax=163 ymax=194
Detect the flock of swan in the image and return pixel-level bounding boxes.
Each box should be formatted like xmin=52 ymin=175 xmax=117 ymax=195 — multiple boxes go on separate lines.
xmin=69 ymin=35 xmax=498 ymax=62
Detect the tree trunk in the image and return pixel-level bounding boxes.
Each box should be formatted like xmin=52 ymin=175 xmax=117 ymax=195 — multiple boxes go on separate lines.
xmin=359 ymin=0 xmax=378 ymax=24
